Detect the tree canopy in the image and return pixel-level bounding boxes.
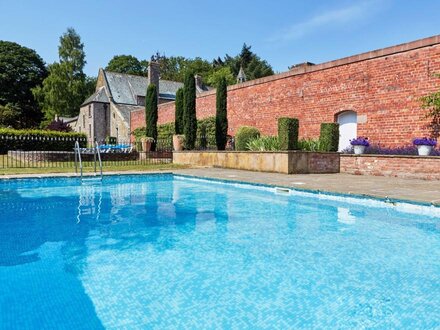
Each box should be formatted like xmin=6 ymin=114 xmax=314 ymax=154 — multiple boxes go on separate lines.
xmin=0 ymin=41 xmax=47 ymax=128
xmin=33 ymin=28 xmax=95 ymax=124
xmin=105 ymin=44 xmax=274 ymax=89
xmin=106 ymin=55 xmax=148 ymax=76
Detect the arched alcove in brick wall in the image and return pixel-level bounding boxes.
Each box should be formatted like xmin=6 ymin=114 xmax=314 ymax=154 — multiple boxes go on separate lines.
xmin=336 ymin=110 xmax=357 ymax=151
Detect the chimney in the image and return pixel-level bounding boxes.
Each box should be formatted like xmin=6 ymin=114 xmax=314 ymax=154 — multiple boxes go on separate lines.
xmin=147 ymin=61 xmax=160 ymax=94
xmin=194 ymin=74 xmax=204 ymax=91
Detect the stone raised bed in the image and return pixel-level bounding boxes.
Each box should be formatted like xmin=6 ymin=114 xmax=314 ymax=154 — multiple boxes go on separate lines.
xmin=340 ymin=154 xmax=440 ymax=180
xmin=173 ymin=151 xmax=340 ymax=174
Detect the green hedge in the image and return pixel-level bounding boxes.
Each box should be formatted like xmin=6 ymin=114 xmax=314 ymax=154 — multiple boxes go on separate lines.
xmin=0 ymin=128 xmax=87 ymax=154
xmin=235 ymin=126 xmax=260 ymax=151
xmin=319 ymin=123 xmax=339 ymax=152
xmin=278 ymin=117 xmax=299 ymax=150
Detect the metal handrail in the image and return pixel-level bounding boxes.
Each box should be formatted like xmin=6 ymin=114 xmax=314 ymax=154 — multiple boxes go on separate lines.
xmin=74 ymin=140 xmax=102 ymax=181
xmin=94 ymin=140 xmax=103 ymax=179
xmin=74 ymin=140 xmax=83 ymax=178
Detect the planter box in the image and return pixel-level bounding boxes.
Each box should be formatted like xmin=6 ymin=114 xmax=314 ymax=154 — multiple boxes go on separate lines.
xmin=173 ymin=151 xmax=340 ymax=174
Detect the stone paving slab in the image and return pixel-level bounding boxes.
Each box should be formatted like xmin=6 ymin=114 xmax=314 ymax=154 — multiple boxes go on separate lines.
xmin=2 ymin=167 xmax=440 ymax=205
xmin=172 ymin=168 xmax=440 ymax=205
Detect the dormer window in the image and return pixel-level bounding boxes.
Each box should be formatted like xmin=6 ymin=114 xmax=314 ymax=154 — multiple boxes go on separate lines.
xmin=136 ymin=95 xmax=145 ymax=106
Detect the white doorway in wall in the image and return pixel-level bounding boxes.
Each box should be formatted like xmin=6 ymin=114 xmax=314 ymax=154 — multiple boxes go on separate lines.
xmin=337 ymin=111 xmax=357 ymax=151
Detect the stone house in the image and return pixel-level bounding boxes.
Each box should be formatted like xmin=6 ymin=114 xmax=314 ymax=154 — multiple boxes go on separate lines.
xmin=71 ymin=62 xmax=210 ymax=142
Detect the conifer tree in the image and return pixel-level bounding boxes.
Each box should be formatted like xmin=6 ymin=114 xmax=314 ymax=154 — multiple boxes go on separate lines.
xmin=215 ymin=77 xmax=228 ymax=150
xmin=145 ymin=83 xmax=158 ymax=150
xmin=174 ymin=88 xmax=184 ymax=134
xmin=183 ymin=73 xmax=197 ymax=149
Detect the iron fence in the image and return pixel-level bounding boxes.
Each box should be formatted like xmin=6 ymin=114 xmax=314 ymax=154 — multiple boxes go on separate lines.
xmin=0 ymin=136 xmax=173 ymax=169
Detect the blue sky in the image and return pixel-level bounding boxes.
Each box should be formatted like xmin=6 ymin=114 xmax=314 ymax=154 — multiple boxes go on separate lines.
xmin=1 ymin=0 xmax=439 ymax=76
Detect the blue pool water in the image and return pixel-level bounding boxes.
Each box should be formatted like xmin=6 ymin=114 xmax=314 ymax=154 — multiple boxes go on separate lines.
xmin=0 ymin=174 xmax=439 ymax=329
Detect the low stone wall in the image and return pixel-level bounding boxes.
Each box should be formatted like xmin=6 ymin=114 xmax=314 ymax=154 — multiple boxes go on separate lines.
xmin=173 ymin=151 xmax=340 ymax=174
xmin=340 ymin=154 xmax=440 ymax=180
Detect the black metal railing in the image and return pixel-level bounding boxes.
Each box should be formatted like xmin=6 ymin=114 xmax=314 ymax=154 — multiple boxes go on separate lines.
xmin=0 ymin=136 xmax=173 ymax=169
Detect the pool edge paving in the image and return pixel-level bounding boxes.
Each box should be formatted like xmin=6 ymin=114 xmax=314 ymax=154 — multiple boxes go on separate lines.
xmin=2 ymin=167 xmax=440 ymax=207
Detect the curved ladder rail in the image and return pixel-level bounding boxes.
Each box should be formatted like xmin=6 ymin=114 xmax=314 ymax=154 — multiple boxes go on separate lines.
xmin=74 ymin=140 xmax=103 ymax=182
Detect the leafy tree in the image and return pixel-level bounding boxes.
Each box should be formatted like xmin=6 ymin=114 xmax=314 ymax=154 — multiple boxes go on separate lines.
xmin=46 ymin=118 xmax=72 ymax=132
xmin=145 ymin=83 xmax=158 ymax=149
xmin=0 ymin=41 xmax=47 ymax=128
xmin=174 ymin=88 xmax=184 ymax=134
xmin=106 ymin=55 xmax=147 ymax=76
xmin=33 ymin=28 xmax=93 ymax=124
xmin=421 ymin=74 xmax=440 ymax=138
xmin=0 ymin=103 xmax=22 ymax=128
xmin=206 ymin=67 xmax=235 ymax=87
xmin=215 ymin=77 xmax=228 ymax=150
xmin=183 ymin=72 xmax=197 ymax=149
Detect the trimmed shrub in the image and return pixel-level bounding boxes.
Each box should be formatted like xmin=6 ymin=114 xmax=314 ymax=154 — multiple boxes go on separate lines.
xmin=215 ymin=77 xmax=228 ymax=150
xmin=319 ymin=123 xmax=339 ymax=152
xmin=247 ymin=136 xmax=280 ymax=151
xmin=235 ymin=126 xmax=260 ymax=151
xmin=0 ymin=128 xmax=87 ymax=154
xmin=278 ymin=118 xmax=299 ymax=150
xmin=175 ymin=88 xmax=184 ymax=134
xmin=183 ymin=72 xmax=197 ymax=149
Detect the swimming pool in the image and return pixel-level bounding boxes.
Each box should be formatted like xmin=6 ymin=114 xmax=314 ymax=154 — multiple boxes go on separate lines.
xmin=0 ymin=174 xmax=439 ymax=329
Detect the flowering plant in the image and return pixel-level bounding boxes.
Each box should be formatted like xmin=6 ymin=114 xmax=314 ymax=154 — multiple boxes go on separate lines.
xmin=412 ymin=137 xmax=437 ymax=146
xmin=350 ymin=137 xmax=369 ymax=147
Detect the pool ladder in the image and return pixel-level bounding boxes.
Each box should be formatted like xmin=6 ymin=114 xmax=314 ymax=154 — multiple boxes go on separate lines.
xmin=74 ymin=140 xmax=103 ymax=182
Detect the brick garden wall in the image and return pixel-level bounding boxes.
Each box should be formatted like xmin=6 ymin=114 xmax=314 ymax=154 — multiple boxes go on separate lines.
xmin=131 ymin=35 xmax=440 ymax=147
xmin=340 ymin=154 xmax=440 ymax=180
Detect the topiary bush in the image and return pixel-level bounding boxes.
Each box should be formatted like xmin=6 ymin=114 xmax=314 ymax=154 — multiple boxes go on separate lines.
xmin=235 ymin=126 xmax=260 ymax=151
xmin=0 ymin=128 xmax=87 ymax=154
xmin=278 ymin=117 xmax=299 ymax=150
xmin=319 ymin=123 xmax=339 ymax=152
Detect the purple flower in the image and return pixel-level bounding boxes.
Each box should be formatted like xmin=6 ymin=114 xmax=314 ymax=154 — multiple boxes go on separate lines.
xmin=412 ymin=137 xmax=437 ymax=146
xmin=350 ymin=137 xmax=370 ymax=147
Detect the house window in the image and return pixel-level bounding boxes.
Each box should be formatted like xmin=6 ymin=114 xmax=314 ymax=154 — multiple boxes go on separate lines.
xmin=136 ymin=95 xmax=145 ymax=106
xmin=89 ymin=124 xmax=92 ymax=137
xmin=83 ymin=114 xmax=85 ymax=126
xmin=113 ymin=112 xmax=115 ymax=119
xmin=88 ymin=105 xmax=91 ymax=117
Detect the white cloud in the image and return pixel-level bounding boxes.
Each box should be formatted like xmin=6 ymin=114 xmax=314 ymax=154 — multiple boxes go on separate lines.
xmin=271 ymin=1 xmax=382 ymax=42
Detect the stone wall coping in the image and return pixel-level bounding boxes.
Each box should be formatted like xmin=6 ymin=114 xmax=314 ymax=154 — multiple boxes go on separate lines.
xmin=340 ymin=154 xmax=440 ymax=160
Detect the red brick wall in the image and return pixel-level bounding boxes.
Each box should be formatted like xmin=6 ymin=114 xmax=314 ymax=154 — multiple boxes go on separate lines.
xmin=340 ymin=154 xmax=440 ymax=180
xmin=130 ymin=35 xmax=440 ymax=147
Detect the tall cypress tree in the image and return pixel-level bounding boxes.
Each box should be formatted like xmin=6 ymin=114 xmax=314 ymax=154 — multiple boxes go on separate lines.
xmin=145 ymin=83 xmax=158 ymax=150
xmin=174 ymin=88 xmax=184 ymax=134
xmin=183 ymin=73 xmax=197 ymax=149
xmin=215 ymin=77 xmax=228 ymax=150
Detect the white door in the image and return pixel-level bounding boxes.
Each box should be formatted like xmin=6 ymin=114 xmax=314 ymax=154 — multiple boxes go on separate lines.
xmin=337 ymin=111 xmax=357 ymax=151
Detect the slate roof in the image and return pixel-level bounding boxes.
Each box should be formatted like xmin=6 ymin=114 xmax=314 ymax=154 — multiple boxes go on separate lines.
xmin=104 ymin=71 xmax=183 ymax=105
xmin=81 ymin=86 xmax=109 ymax=106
